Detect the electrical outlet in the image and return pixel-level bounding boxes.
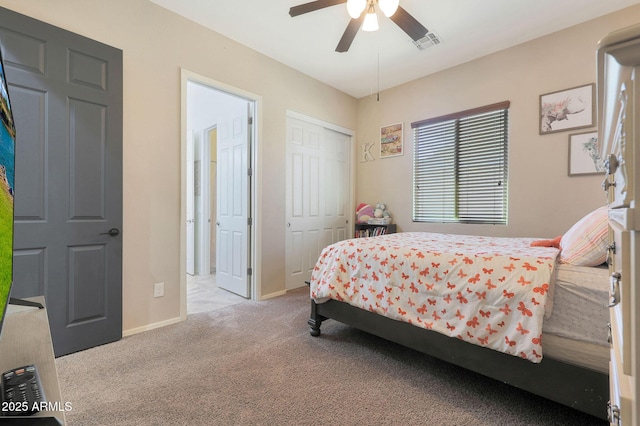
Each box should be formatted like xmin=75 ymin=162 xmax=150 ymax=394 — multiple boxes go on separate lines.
xmin=153 ymin=282 xmax=165 ymax=298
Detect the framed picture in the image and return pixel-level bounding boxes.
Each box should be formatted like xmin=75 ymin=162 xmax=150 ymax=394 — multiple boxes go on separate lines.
xmin=540 ymin=83 xmax=595 ymax=134
xmin=568 ymin=131 xmax=604 ymax=176
xmin=380 ymin=123 xmax=403 ymax=158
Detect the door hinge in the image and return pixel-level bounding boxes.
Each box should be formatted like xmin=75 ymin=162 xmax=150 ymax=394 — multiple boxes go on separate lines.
xmin=248 ymin=116 xmax=253 ymax=125
xmin=247 ymin=267 xmax=253 ymax=276
xmin=248 ymin=217 xmax=253 ymax=226
xmin=248 ymin=167 xmax=253 ymax=176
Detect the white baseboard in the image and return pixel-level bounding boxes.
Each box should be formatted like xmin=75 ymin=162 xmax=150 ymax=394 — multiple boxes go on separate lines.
xmin=124 ymin=286 xmax=304 ymax=335
xmin=261 ymin=284 xmax=308 ymax=300
xmin=259 ymin=289 xmax=287 ymax=301
xmin=123 ymin=316 xmax=183 ymax=337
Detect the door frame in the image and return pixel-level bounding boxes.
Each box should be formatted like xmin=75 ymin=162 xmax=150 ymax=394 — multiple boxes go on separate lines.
xmin=179 ymin=69 xmax=262 ymax=320
xmin=186 ymin=129 xmax=195 ymax=276
xmin=193 ymin=123 xmax=214 ymax=277
xmin=202 ymin=124 xmax=217 ymax=275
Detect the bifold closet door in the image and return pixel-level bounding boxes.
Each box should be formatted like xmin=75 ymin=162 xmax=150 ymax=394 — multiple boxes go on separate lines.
xmin=285 ymin=116 xmax=350 ymax=290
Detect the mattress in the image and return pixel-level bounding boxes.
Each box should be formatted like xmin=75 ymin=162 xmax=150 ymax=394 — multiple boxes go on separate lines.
xmin=544 ymin=333 xmax=609 ymax=374
xmin=542 ymin=263 xmax=610 ymax=373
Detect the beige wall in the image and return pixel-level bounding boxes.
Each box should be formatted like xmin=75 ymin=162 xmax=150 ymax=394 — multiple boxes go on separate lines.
xmin=356 ymin=5 xmax=640 ymax=239
xmin=1 ymin=0 xmax=637 ymax=335
xmin=0 ymin=0 xmax=358 ymax=333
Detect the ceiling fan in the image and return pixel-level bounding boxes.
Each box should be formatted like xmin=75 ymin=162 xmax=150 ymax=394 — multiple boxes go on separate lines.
xmin=289 ymin=0 xmax=429 ymax=52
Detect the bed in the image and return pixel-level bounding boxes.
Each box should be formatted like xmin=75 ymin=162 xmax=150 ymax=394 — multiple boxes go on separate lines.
xmin=307 ymin=207 xmax=611 ymax=420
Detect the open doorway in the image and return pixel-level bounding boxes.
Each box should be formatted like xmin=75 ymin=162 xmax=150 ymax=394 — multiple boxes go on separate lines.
xmin=180 ymin=70 xmax=261 ymax=318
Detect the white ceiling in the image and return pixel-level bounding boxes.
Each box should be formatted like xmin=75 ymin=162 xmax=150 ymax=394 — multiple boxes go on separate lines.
xmin=149 ymin=0 xmax=640 ymax=99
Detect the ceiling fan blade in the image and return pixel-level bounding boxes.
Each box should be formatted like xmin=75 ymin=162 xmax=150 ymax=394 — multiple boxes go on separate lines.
xmin=389 ymin=6 xmax=428 ymax=41
xmin=335 ymin=15 xmax=365 ymax=52
xmin=289 ymin=0 xmax=347 ymax=17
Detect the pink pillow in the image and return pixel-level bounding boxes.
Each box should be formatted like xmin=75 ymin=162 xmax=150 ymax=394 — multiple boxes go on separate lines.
xmin=560 ymin=206 xmax=608 ymax=266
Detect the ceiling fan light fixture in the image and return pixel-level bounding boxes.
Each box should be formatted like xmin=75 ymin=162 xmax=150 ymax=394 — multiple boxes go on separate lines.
xmin=346 ymin=0 xmax=367 ymax=19
xmin=378 ymin=0 xmax=399 ymax=17
xmin=362 ymin=5 xmax=379 ymax=31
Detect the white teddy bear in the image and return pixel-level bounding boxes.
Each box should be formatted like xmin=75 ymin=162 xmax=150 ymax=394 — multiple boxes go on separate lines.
xmin=374 ymin=202 xmax=391 ymax=219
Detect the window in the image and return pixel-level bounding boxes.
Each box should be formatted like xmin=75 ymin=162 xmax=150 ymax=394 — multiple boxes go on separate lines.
xmin=412 ymin=101 xmax=510 ymax=224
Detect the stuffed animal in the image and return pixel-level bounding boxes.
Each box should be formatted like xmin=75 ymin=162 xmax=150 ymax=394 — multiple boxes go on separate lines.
xmin=530 ymin=235 xmax=561 ymax=248
xmin=374 ymin=202 xmax=391 ymax=219
xmin=356 ymin=203 xmax=375 ymax=224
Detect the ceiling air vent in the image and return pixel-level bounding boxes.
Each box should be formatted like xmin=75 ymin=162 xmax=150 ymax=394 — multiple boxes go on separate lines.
xmin=413 ymin=31 xmax=441 ymax=50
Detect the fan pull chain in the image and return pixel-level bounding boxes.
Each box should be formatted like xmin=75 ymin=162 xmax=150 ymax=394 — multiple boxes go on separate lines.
xmin=377 ymin=50 xmax=380 ymax=101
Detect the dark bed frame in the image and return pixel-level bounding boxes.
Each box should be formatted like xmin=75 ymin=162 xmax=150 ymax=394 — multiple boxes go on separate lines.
xmin=306 ymin=283 xmax=609 ymax=420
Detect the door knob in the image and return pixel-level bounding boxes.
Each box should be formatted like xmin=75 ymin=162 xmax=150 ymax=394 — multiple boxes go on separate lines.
xmin=100 ymin=228 xmax=120 ymax=237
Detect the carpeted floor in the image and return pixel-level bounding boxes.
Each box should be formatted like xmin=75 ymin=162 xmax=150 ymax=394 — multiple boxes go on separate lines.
xmin=55 ymin=287 xmax=607 ymax=425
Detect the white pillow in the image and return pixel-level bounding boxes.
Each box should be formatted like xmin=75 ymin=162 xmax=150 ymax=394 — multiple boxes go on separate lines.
xmin=560 ymin=206 xmax=608 ymax=267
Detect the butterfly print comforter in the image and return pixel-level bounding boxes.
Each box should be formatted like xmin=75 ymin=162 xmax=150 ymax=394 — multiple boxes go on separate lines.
xmin=310 ymin=232 xmax=560 ymax=363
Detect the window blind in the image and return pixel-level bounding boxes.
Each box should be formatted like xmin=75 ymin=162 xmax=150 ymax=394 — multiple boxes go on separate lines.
xmin=412 ymin=101 xmax=509 ymax=224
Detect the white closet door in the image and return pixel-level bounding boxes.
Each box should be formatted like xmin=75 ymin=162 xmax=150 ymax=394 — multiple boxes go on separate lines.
xmin=285 ymin=116 xmax=351 ymax=290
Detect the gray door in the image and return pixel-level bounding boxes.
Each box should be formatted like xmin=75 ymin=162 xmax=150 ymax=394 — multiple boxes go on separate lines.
xmin=0 ymin=8 xmax=123 ymax=356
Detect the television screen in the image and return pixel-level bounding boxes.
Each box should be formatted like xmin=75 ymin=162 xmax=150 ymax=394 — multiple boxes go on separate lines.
xmin=0 ymin=45 xmax=16 ymax=338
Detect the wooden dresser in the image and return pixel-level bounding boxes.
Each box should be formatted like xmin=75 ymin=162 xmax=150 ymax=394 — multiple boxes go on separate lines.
xmin=597 ymin=24 xmax=640 ymax=425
